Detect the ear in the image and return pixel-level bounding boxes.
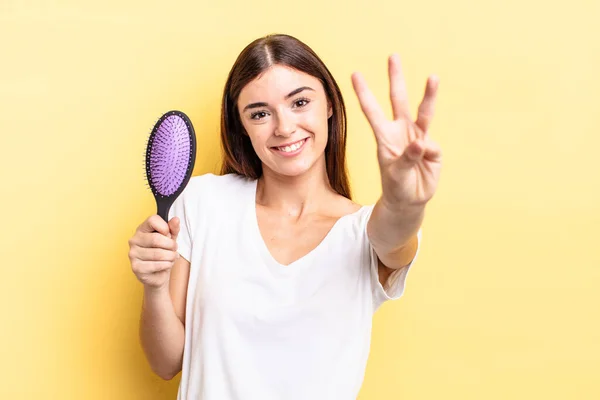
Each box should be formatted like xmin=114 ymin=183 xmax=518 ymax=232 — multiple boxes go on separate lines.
xmin=327 ymin=102 xmax=333 ymax=119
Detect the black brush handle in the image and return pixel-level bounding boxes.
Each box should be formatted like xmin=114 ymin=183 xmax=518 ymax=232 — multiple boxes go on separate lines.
xmin=156 ymin=196 xmax=174 ymax=223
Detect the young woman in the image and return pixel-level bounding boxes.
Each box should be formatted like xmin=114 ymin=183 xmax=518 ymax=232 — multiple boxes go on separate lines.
xmin=128 ymin=33 xmax=441 ymax=399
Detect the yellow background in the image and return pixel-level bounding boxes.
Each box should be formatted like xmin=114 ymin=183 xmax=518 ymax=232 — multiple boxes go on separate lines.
xmin=2 ymin=0 xmax=599 ymax=398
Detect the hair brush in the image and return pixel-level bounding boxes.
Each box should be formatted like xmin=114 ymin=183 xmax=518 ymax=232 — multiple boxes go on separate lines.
xmin=144 ymin=110 xmax=196 ymax=222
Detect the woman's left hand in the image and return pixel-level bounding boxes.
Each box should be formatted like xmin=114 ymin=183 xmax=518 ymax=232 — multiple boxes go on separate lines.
xmin=351 ymin=54 xmax=442 ymax=212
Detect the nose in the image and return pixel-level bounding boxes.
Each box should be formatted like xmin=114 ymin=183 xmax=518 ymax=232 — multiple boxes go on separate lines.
xmin=274 ymin=110 xmax=296 ymax=137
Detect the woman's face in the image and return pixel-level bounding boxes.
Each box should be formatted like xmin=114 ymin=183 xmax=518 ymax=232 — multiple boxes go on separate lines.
xmin=237 ymin=65 xmax=332 ymax=178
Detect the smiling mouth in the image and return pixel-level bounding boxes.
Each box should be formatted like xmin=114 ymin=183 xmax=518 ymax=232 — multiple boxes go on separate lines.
xmin=271 ymin=138 xmax=308 ymax=153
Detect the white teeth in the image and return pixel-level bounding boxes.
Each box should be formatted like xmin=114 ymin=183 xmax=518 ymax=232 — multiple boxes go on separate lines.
xmin=278 ymin=139 xmax=305 ymax=153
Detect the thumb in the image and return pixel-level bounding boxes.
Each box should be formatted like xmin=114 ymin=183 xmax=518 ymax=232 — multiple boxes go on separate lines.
xmin=396 ymin=140 xmax=424 ymax=170
xmin=169 ymin=217 xmax=181 ymax=242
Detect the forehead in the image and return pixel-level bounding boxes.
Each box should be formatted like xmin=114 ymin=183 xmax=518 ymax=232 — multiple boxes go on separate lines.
xmin=238 ymin=65 xmax=323 ymax=102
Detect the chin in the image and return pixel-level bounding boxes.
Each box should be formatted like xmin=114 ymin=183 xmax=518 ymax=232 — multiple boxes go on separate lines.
xmin=262 ymin=151 xmax=326 ymax=178
xmin=267 ymin=160 xmax=314 ymax=178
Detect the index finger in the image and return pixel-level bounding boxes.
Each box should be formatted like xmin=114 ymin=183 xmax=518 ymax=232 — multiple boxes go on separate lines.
xmin=389 ymin=54 xmax=411 ymax=120
xmin=415 ymin=75 xmax=440 ymax=134
xmin=140 ymin=214 xmax=171 ymax=237
xmin=351 ymin=72 xmax=386 ymax=133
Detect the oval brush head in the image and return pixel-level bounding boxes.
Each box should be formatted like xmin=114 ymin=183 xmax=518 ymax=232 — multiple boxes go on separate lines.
xmin=144 ymin=110 xmax=196 ymax=222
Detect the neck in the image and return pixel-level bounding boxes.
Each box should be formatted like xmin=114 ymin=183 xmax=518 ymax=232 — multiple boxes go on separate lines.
xmin=256 ymin=156 xmax=335 ymax=217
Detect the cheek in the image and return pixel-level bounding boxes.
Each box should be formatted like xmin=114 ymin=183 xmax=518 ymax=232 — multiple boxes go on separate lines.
xmin=303 ymin=108 xmax=329 ymax=137
xmin=246 ymin=125 xmax=272 ymax=150
xmin=313 ymin=114 xmax=330 ymax=145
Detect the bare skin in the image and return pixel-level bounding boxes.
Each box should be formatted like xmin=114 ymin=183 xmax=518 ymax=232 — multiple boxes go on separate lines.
xmin=254 ymin=154 xmax=360 ymax=267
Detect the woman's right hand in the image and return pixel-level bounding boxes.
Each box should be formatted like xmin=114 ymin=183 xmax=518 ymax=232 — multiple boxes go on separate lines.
xmin=128 ymin=215 xmax=181 ymax=291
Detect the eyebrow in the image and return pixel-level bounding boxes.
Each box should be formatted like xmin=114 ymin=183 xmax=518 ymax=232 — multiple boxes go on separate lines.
xmin=242 ymin=86 xmax=315 ymax=112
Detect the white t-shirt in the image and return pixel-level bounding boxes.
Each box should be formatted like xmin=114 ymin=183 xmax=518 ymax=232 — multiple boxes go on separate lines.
xmin=167 ymin=173 xmax=422 ymax=400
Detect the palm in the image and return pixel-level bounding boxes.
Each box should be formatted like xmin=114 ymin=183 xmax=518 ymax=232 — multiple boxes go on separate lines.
xmin=351 ymin=54 xmax=442 ymax=209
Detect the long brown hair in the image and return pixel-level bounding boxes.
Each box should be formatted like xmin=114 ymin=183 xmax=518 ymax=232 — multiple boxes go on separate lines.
xmin=219 ymin=33 xmax=351 ymax=199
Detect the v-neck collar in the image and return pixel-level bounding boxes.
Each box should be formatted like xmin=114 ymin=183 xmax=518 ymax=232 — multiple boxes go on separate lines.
xmin=246 ymin=178 xmax=366 ymax=272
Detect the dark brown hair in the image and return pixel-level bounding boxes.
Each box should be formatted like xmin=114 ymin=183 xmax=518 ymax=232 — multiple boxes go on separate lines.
xmin=219 ymin=33 xmax=351 ymax=199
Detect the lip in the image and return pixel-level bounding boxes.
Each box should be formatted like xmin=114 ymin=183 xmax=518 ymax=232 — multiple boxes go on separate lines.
xmin=271 ymin=137 xmax=309 ymax=148
xmin=270 ymin=137 xmax=309 ymax=157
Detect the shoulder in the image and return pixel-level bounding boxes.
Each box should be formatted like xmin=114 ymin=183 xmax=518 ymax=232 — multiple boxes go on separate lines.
xmin=186 ymin=172 xmax=241 ymax=189
xmin=326 ymin=202 xmax=374 ymax=243
xmin=344 ymin=204 xmax=376 ymax=241
xmin=325 ymin=193 xmax=375 ymax=227
xmin=180 ymin=173 xmax=255 ymax=215
xmin=325 ymin=193 xmax=364 ymax=219
xmin=185 ymin=172 xmax=254 ymax=197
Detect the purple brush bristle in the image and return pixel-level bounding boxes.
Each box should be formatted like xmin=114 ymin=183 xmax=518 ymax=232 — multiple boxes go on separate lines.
xmin=149 ymin=114 xmax=191 ymax=196
xmin=144 ymin=110 xmax=196 ymax=222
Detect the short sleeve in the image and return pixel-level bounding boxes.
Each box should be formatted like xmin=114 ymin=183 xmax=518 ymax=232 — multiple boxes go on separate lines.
xmin=167 ymin=191 xmax=193 ymax=263
xmin=362 ymin=205 xmax=423 ymax=312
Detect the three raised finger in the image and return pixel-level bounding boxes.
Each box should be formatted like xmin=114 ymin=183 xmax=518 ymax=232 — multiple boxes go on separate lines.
xmin=388 ymin=54 xmax=411 ymax=120
xmin=351 ymin=71 xmax=386 ymax=135
xmin=415 ymin=75 xmax=439 ymax=134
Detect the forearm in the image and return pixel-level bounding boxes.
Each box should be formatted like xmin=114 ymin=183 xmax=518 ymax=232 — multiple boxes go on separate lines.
xmin=139 ymin=286 xmax=185 ymax=380
xmin=367 ymin=197 xmax=424 ymax=269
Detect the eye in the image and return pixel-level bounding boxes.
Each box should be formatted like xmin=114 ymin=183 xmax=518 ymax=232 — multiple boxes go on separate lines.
xmin=293 ymin=97 xmax=310 ymax=108
xmin=250 ymin=111 xmax=269 ymax=120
